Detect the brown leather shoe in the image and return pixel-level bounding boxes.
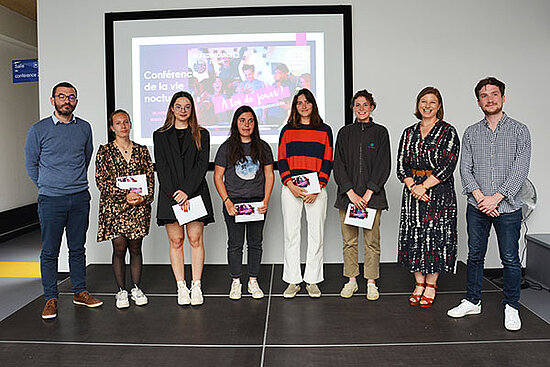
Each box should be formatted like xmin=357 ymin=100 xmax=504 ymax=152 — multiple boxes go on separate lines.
xmin=42 ymin=298 xmax=57 ymax=319
xmin=73 ymin=291 xmax=103 ymax=307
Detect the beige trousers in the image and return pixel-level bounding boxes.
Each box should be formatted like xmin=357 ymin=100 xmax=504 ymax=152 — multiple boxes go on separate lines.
xmin=339 ymin=209 xmax=381 ymax=280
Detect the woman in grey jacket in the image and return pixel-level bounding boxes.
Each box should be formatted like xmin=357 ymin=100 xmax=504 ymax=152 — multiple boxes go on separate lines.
xmin=333 ymin=89 xmax=391 ymax=300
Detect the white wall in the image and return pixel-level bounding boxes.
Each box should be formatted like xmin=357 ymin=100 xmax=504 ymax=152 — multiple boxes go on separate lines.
xmin=37 ymin=0 xmax=550 ymax=271
xmin=0 ymin=5 xmax=38 ymax=211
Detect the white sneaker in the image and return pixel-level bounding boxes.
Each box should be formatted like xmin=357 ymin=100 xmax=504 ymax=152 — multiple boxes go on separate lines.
xmin=366 ymin=283 xmax=380 ymax=301
xmin=306 ymin=283 xmax=321 ymax=298
xmin=504 ymin=304 xmax=521 ymax=331
xmin=191 ymin=281 xmax=204 ymax=306
xmin=340 ymin=281 xmax=358 ymax=298
xmin=177 ymin=282 xmax=191 ymax=306
xmin=115 ymin=289 xmax=130 ymax=309
xmin=131 ymin=286 xmax=148 ymax=306
xmin=447 ymin=299 xmax=481 ymax=318
xmin=248 ymin=280 xmax=264 ymax=299
xmin=229 ymin=281 xmax=242 ymax=300
xmin=283 ymin=283 xmax=301 ymax=298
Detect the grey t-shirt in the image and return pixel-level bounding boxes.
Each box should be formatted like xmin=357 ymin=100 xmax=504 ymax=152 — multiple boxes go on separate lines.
xmin=214 ymin=140 xmax=274 ymax=199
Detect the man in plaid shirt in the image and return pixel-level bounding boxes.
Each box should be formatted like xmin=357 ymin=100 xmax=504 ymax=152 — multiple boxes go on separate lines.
xmin=447 ymin=77 xmax=531 ymax=331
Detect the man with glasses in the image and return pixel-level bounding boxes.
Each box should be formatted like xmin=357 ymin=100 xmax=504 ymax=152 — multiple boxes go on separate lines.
xmin=25 ymin=82 xmax=103 ymax=319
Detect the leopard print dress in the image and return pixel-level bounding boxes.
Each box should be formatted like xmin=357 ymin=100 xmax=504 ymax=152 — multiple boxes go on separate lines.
xmin=95 ymin=142 xmax=155 ymax=242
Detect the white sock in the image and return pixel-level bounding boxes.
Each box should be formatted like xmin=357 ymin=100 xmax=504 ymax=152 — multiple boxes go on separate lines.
xmin=233 ymin=279 xmax=241 ymax=284
xmin=177 ymin=280 xmax=186 ymax=289
xmin=192 ymin=280 xmax=201 ymax=287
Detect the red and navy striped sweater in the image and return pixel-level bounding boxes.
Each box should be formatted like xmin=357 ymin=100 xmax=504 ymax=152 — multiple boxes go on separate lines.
xmin=278 ymin=123 xmax=334 ymax=187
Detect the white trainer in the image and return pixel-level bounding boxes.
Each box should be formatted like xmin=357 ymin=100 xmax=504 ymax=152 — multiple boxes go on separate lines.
xmin=177 ymin=282 xmax=191 ymax=306
xmin=191 ymin=281 xmax=204 ymax=306
xmin=447 ymin=299 xmax=481 ymax=318
xmin=115 ymin=289 xmax=130 ymax=309
xmin=366 ymin=283 xmax=380 ymax=301
xmin=248 ymin=280 xmax=264 ymax=299
xmin=340 ymin=281 xmax=358 ymax=298
xmin=131 ymin=286 xmax=148 ymax=306
xmin=504 ymin=304 xmax=521 ymax=331
xmin=283 ymin=283 xmax=301 ymax=298
xmin=229 ymin=281 xmax=242 ymax=300
xmin=306 ymin=283 xmax=321 ymax=298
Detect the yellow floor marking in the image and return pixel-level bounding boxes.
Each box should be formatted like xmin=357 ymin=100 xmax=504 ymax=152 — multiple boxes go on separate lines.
xmin=0 ymin=262 xmax=41 ymax=278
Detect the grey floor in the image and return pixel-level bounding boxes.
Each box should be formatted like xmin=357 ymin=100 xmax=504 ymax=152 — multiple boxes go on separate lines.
xmin=0 ymin=231 xmax=549 ymax=366
xmin=2 ymin=230 xmax=549 ymax=323
xmin=0 ymin=230 xmax=43 ymax=322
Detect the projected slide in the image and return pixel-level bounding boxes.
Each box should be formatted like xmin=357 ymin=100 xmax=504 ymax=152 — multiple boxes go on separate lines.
xmin=132 ymin=33 xmax=324 ymax=145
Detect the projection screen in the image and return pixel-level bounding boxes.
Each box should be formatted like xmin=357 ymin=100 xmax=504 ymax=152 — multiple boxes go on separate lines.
xmin=106 ymin=6 xmax=352 ymax=160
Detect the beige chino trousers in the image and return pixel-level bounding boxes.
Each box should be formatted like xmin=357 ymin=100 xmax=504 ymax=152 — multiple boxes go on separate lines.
xmin=339 ymin=209 xmax=381 ymax=280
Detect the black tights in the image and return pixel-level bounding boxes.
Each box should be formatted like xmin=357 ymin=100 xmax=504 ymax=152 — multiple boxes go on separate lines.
xmin=111 ymin=236 xmax=143 ymax=290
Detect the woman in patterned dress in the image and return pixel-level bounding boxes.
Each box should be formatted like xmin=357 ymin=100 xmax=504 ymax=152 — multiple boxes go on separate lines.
xmin=396 ymin=87 xmax=460 ymax=307
xmin=96 ymin=109 xmax=155 ymax=309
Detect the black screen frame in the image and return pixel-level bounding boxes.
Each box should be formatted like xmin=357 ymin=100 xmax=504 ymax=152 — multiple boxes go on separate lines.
xmin=105 ymin=5 xmax=353 ymax=167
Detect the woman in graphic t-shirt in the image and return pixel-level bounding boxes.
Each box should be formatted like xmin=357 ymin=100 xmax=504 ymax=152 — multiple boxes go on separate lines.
xmin=214 ymin=106 xmax=275 ymax=300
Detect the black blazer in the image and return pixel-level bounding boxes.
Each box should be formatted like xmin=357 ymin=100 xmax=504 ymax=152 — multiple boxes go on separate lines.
xmin=153 ymin=126 xmax=213 ymax=222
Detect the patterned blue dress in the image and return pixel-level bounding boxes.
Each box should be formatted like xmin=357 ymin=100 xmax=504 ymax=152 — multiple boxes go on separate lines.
xmin=396 ymin=120 xmax=460 ymax=274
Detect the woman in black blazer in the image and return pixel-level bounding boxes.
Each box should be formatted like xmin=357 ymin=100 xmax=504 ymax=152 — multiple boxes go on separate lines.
xmin=153 ymin=91 xmax=214 ymax=307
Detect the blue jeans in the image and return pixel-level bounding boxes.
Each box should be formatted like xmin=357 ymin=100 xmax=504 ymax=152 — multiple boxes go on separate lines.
xmin=222 ymin=198 xmax=264 ymax=278
xmin=38 ymin=190 xmax=90 ymax=300
xmin=466 ymin=204 xmax=522 ymax=309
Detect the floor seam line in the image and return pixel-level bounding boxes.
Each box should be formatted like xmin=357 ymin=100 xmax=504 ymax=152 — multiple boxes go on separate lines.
xmin=259 ymin=263 xmax=275 ymax=367
xmin=263 ymin=339 xmax=550 ymax=348
xmin=0 ymin=340 xmax=263 ymax=348
xmin=56 ymin=290 xmax=502 ymax=297
xmin=1 ymin=339 xmax=549 ymax=348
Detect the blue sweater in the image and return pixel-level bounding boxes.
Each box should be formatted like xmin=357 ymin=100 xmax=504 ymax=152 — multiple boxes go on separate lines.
xmin=25 ymin=115 xmax=93 ymax=196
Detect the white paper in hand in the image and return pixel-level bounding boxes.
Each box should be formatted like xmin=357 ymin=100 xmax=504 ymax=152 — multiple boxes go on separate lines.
xmin=234 ymin=202 xmax=265 ymax=223
xmin=344 ymin=204 xmax=376 ymax=229
xmin=291 ymin=172 xmax=321 ymax=194
xmin=172 ymin=196 xmax=207 ymax=225
xmin=116 ymin=174 xmax=148 ymax=196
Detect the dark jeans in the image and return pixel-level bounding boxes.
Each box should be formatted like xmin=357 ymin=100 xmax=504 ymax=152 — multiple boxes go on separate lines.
xmin=222 ymin=198 xmax=264 ymax=278
xmin=466 ymin=204 xmax=522 ymax=309
xmin=38 ymin=190 xmax=90 ymax=300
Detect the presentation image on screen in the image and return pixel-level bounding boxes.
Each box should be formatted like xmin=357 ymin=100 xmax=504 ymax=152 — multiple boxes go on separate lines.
xmin=108 ymin=8 xmax=349 ymax=160
xmin=132 ymin=33 xmax=324 ymax=145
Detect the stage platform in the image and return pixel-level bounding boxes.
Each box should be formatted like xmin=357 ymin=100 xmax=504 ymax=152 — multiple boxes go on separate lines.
xmin=0 ymin=263 xmax=549 ymax=366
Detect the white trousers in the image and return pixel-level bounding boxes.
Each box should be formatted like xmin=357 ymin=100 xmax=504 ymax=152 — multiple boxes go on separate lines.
xmin=281 ymin=186 xmax=327 ymax=284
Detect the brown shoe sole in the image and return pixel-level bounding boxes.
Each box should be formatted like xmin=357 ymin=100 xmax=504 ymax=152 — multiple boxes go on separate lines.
xmin=73 ymin=300 xmax=104 ymax=308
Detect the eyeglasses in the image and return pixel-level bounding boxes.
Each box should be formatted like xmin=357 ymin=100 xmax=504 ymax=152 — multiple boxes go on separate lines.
xmin=55 ymin=94 xmax=77 ymax=102
xmin=174 ymin=104 xmax=192 ymax=112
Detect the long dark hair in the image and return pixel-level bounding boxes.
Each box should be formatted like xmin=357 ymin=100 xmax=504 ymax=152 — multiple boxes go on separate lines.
xmin=228 ymin=106 xmax=265 ymax=165
xmin=157 ymin=91 xmax=203 ymax=150
xmin=287 ymin=88 xmax=323 ymax=128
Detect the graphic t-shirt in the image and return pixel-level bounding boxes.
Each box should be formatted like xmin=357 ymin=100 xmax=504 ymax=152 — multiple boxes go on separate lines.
xmin=214 ymin=140 xmax=274 ymax=199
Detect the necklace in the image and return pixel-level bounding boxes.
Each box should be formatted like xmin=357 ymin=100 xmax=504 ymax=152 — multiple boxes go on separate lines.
xmin=115 ymin=140 xmax=132 ymax=154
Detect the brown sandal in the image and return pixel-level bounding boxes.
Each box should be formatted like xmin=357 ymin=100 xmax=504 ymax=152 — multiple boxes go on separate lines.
xmin=409 ymin=282 xmax=425 ymax=306
xmin=419 ymin=283 xmax=437 ymax=308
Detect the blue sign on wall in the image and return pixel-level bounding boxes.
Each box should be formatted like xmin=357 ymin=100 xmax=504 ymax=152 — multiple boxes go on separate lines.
xmin=12 ymin=59 xmax=39 ymax=83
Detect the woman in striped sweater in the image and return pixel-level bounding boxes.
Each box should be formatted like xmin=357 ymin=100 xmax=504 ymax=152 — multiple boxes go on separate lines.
xmin=278 ymin=88 xmax=333 ymax=298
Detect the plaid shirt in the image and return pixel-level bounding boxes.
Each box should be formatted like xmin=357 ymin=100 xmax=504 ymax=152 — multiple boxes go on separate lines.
xmin=460 ymin=112 xmax=531 ymax=213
